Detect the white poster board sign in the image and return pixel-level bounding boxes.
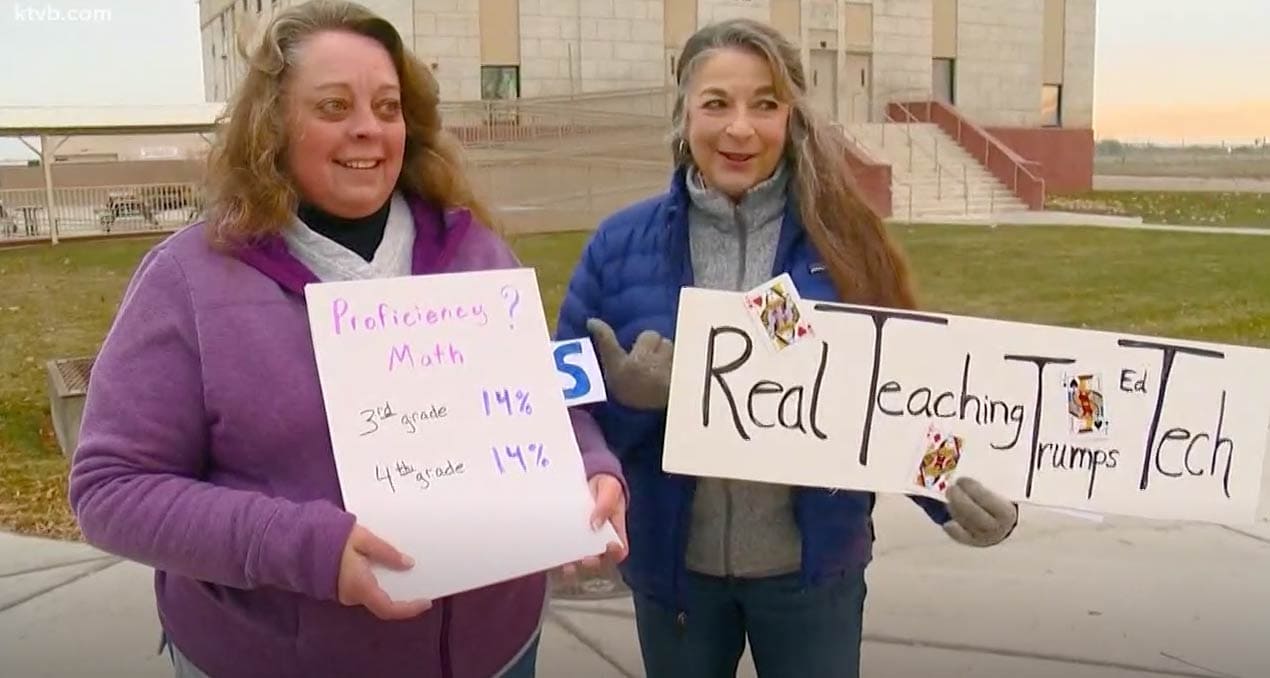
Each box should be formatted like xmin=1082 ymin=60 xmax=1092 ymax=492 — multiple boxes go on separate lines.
xmin=664 ymin=286 xmax=1270 ymax=524
xmin=306 ymin=269 xmax=617 ymax=601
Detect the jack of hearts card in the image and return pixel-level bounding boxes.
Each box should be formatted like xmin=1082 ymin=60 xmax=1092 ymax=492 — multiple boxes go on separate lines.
xmin=742 ymin=273 xmax=815 ymax=352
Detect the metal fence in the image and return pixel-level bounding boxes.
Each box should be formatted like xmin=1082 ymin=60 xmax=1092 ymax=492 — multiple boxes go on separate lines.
xmin=457 ymin=90 xmax=673 ymax=233
xmin=1 ymin=88 xmax=677 ymax=244
xmin=440 ymin=102 xmax=665 ymax=148
xmin=470 ymin=155 xmax=668 ymax=234
xmin=1094 ymin=142 xmax=1270 ymax=179
xmin=1 ymin=183 xmax=202 ymax=241
xmin=486 ymin=87 xmax=675 ymax=118
xmin=0 ymin=160 xmax=667 ymax=242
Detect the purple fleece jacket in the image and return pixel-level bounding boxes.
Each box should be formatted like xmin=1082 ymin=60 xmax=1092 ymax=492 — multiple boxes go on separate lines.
xmin=67 ymin=194 xmax=624 ymax=678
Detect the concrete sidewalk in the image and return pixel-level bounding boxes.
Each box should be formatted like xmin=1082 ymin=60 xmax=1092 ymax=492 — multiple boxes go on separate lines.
xmin=3 ymin=477 xmax=1269 ymax=677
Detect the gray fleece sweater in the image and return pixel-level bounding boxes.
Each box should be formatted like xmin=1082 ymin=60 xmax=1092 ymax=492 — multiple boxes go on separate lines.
xmin=683 ymin=162 xmax=803 ymax=578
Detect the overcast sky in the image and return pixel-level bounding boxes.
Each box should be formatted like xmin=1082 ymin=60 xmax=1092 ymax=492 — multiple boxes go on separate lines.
xmin=0 ymin=0 xmax=1266 ymax=160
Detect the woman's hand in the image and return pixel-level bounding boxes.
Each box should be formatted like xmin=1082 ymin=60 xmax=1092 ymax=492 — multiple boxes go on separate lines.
xmin=587 ymin=318 xmax=674 ymax=410
xmin=337 ymin=524 xmax=432 ymax=620
xmin=561 ymin=474 xmax=629 ymax=580
xmin=942 ymin=478 xmax=1018 ymax=547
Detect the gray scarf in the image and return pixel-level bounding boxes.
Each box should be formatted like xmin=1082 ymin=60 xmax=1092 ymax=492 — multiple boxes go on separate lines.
xmin=283 ymin=191 xmax=415 ymax=282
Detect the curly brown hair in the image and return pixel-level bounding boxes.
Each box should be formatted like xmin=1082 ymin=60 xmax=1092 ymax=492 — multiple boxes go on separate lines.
xmin=203 ymin=0 xmax=494 ymax=249
xmin=671 ymin=19 xmax=918 ymax=309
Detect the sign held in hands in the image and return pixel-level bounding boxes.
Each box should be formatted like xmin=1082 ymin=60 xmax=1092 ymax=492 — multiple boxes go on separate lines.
xmin=306 ymin=269 xmax=618 ymax=601
xmin=663 ymin=282 xmax=1270 ymax=525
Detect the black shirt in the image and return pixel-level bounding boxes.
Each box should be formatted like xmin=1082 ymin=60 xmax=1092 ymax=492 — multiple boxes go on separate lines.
xmin=297 ymin=198 xmax=392 ymax=263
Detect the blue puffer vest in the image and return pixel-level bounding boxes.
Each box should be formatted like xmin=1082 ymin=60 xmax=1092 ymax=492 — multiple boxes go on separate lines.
xmin=555 ymin=166 xmax=951 ymax=612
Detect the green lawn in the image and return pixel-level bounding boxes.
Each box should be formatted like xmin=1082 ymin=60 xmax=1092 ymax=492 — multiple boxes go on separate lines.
xmin=1047 ymin=190 xmax=1270 ymax=228
xmin=3 ymin=225 xmax=1270 ymax=540
xmin=0 ymin=238 xmax=165 ymax=540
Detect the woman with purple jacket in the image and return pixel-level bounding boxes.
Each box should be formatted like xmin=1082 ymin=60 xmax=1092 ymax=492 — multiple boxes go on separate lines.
xmin=67 ymin=2 xmax=626 ymax=677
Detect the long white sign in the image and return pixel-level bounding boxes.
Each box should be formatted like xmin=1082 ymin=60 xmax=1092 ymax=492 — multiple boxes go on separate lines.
xmin=663 ymin=285 xmax=1270 ymax=524
xmin=305 ymin=269 xmax=617 ymax=601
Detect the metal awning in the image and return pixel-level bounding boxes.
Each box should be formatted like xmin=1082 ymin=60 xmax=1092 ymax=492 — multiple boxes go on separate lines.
xmin=0 ymin=103 xmax=226 ymax=136
xmin=0 ymin=103 xmax=225 ymax=244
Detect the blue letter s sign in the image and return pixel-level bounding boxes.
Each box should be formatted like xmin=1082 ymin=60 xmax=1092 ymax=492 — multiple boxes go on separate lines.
xmin=552 ymin=338 xmax=606 ymax=406
xmin=555 ymin=341 xmax=591 ymax=399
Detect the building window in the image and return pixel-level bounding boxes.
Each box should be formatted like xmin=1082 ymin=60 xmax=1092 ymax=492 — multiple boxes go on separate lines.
xmin=1042 ymin=84 xmax=1062 ymax=127
xmin=932 ymin=58 xmax=955 ymax=105
xmin=481 ymin=66 xmax=520 ymax=100
xmin=256 ymin=0 xmax=262 ymax=12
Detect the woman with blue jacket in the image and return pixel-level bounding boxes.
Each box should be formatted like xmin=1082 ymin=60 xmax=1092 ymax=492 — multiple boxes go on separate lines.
xmin=556 ymin=18 xmax=1019 ymax=678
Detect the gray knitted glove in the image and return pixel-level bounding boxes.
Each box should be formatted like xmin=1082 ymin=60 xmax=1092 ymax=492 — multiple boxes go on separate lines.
xmin=943 ymin=477 xmax=1018 ymax=547
xmin=586 ymin=318 xmax=674 ymax=410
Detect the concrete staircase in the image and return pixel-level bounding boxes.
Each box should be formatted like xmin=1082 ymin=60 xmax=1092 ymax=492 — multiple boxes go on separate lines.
xmin=844 ymin=122 xmax=1028 ymax=220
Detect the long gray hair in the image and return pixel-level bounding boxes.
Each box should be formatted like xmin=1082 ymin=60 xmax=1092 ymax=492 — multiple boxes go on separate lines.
xmin=669 ymin=18 xmax=919 ymax=309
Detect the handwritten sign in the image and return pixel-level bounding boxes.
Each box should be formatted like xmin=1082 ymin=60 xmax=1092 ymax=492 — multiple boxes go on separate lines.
xmin=663 ymin=286 xmax=1270 ymax=524
xmin=305 ymin=269 xmax=617 ymax=601
xmin=553 ymin=339 xmax=606 ymax=406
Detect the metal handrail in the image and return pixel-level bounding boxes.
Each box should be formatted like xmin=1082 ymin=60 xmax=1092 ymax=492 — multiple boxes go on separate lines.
xmin=881 ymin=103 xmax=916 ymax=168
xmin=875 ymin=86 xmax=931 ymax=150
xmin=917 ymin=99 xmax=1048 ymax=207
xmin=886 ymin=101 xmax=972 ymax=206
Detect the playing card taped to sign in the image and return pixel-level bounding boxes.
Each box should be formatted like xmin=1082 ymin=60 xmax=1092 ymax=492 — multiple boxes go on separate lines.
xmin=743 ymin=273 xmax=816 ymax=352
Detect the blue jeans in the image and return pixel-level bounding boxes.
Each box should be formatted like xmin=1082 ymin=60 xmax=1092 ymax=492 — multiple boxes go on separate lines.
xmin=632 ymin=570 xmax=866 ymax=678
xmin=501 ymin=634 xmax=540 ymax=678
xmin=163 ymin=632 xmax=540 ymax=677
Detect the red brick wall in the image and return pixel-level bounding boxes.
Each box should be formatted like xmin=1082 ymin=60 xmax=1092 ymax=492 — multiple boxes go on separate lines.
xmin=985 ymin=127 xmax=1095 ymax=193
xmin=844 ymin=146 xmax=893 ymax=219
